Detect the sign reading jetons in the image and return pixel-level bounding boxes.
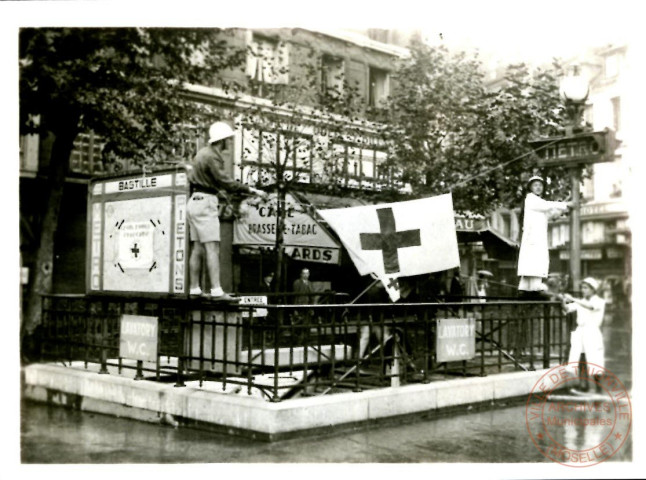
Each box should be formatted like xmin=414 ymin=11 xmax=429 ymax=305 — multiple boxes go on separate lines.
xmin=436 ymin=318 xmax=476 ymax=363
xmin=87 ymin=168 xmax=190 ymax=296
xmin=119 ymin=315 xmax=158 ymax=362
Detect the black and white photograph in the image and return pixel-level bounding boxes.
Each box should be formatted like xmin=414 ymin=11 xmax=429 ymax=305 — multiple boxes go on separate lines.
xmin=5 ymin=0 xmax=643 ymax=477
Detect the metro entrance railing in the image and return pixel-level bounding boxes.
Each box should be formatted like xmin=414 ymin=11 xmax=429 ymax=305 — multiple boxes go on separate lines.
xmin=37 ymin=294 xmax=570 ymax=402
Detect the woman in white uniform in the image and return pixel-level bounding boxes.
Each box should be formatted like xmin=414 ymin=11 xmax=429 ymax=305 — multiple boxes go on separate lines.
xmin=562 ymin=277 xmax=606 ymax=393
xmin=517 ymin=176 xmax=573 ymax=292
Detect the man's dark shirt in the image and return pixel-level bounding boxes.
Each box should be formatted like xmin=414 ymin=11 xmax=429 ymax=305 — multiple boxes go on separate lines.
xmin=188 ymin=145 xmax=250 ymax=195
xmin=293 ymin=279 xmax=314 ymax=305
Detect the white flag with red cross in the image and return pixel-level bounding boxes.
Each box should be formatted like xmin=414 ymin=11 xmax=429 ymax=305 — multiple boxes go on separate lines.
xmin=318 ymin=194 xmax=460 ymax=301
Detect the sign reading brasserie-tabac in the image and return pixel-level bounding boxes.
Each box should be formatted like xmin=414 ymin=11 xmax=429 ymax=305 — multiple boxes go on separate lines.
xmin=119 ymin=315 xmax=159 ymax=362
xmin=436 ymin=318 xmax=476 ymax=363
xmin=234 ymin=193 xmax=341 ymax=264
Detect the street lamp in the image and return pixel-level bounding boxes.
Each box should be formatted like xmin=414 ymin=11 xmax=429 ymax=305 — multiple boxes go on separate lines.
xmin=559 ymin=65 xmax=590 ymax=292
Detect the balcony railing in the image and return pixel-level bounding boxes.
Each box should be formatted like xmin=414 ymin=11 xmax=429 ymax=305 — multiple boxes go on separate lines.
xmin=37 ymin=294 xmax=570 ymax=402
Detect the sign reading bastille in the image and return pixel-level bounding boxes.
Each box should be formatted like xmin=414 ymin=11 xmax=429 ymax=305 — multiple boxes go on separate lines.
xmin=87 ymin=168 xmax=190 ymax=296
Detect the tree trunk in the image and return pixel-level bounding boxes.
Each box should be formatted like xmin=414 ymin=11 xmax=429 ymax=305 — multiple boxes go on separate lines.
xmin=273 ymin=185 xmax=287 ymax=302
xmin=22 ymin=125 xmax=78 ymax=342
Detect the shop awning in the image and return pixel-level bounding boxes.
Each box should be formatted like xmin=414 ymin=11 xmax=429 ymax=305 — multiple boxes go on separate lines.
xmin=234 ymin=193 xmax=342 ymax=265
xmin=238 ymin=192 xmax=518 ymax=265
xmin=455 ymin=216 xmax=518 ymax=248
xmin=455 ymin=216 xmax=518 ymax=261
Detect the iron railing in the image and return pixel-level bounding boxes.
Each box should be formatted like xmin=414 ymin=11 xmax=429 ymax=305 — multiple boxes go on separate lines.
xmin=37 ymin=294 xmax=570 ymax=402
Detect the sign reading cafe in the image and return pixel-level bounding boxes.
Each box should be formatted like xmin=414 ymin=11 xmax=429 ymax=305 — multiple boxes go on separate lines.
xmin=233 ymin=193 xmax=341 ymax=264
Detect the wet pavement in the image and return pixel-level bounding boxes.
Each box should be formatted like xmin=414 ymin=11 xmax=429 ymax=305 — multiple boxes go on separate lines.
xmin=21 ymin=308 xmax=632 ymax=463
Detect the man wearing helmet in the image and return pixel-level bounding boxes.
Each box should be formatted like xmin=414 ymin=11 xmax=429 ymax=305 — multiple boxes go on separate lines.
xmin=187 ymin=121 xmax=266 ymax=300
xmin=517 ymin=175 xmax=574 ymax=293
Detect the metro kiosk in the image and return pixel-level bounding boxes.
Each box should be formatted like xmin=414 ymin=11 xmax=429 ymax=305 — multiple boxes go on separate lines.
xmin=85 ymin=168 xmax=478 ymax=377
xmin=87 ymin=167 xmax=239 ymax=373
xmin=87 ymin=167 xmax=190 ymax=296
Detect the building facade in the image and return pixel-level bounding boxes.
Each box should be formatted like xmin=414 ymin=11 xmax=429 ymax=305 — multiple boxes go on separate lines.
xmin=19 ymin=28 xmax=411 ymax=298
xmin=548 ymin=44 xmax=631 ymax=304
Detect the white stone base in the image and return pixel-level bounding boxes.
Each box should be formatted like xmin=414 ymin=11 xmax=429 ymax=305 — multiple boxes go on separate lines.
xmin=23 ymin=363 xmax=549 ymax=441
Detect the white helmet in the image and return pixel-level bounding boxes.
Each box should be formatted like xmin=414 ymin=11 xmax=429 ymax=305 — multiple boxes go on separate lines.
xmin=208 ymin=121 xmax=235 ymax=144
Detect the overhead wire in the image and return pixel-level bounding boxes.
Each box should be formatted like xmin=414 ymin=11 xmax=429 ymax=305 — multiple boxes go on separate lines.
xmin=446 ymin=139 xmax=561 ymax=192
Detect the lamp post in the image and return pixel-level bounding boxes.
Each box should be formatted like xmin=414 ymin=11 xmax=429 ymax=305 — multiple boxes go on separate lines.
xmin=559 ymin=65 xmax=589 ymax=292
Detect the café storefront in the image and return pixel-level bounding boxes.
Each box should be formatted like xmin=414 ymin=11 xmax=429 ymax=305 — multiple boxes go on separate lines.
xmin=232 ymin=193 xmax=343 ymax=295
xmin=232 ymin=194 xmax=519 ymax=298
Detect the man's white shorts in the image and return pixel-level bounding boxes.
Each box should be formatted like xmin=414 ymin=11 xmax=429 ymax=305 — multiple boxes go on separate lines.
xmin=187 ymin=192 xmax=220 ymax=243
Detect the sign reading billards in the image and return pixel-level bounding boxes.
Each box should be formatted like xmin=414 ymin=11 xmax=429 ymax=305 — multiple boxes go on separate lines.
xmin=119 ymin=315 xmax=159 ymax=362
xmin=436 ymin=318 xmax=476 ymax=363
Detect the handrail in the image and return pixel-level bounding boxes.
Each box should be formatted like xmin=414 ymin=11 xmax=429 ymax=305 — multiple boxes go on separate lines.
xmin=37 ymin=293 xmax=569 ymax=401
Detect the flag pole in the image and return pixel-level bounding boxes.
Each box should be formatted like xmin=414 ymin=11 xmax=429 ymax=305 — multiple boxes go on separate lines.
xmin=349 ymin=277 xmax=380 ymax=305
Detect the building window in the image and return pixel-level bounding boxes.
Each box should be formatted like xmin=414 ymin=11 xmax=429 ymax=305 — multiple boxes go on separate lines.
xmin=245 ymin=32 xmax=289 ymax=96
xmin=584 ymin=104 xmax=594 ymax=128
xmin=321 ymin=54 xmax=345 ymax=96
xmin=498 ymin=212 xmax=511 ymax=239
xmin=582 ymin=177 xmax=594 ymax=201
xmin=19 ymin=134 xmax=39 ymax=176
xmin=605 ymin=53 xmax=620 ymax=78
xmin=610 ymin=179 xmax=623 ymax=198
xmin=582 ymin=221 xmax=605 ymax=245
xmin=611 ymin=96 xmax=621 ymax=132
xmin=367 ymin=29 xmax=390 ymax=43
xmin=330 ymin=140 xmax=392 ymax=190
xmin=69 ymin=132 xmax=106 ymax=175
xmin=239 ymin=126 xmax=312 ymax=186
xmin=368 ymin=67 xmax=389 ymax=107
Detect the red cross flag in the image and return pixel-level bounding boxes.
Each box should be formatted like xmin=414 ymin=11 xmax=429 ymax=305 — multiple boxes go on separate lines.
xmin=318 ymin=194 xmax=460 ymax=301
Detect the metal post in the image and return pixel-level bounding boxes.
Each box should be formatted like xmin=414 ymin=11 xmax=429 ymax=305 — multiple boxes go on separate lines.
xmin=134 ymin=360 xmax=144 ymax=380
xmin=570 ymin=167 xmax=582 ymax=292
xmin=174 ymin=309 xmax=186 ymax=388
xmin=98 ymin=302 xmax=109 ymax=375
xmin=543 ymin=304 xmax=551 ymax=369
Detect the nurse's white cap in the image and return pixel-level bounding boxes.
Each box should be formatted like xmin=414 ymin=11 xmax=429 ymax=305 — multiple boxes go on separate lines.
xmin=581 ymin=277 xmax=600 ymax=292
xmin=527 ymin=175 xmax=545 ymax=186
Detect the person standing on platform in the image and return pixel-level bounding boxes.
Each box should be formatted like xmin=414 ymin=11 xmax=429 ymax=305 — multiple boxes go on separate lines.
xmin=561 ymin=277 xmax=606 ymax=393
xmin=292 ymin=268 xmax=315 ymax=305
xmin=517 ymin=176 xmax=573 ymax=295
xmin=187 ymin=121 xmax=267 ymax=300
xmin=290 ymin=268 xmax=315 ymax=344
xmin=260 ymin=271 xmax=275 ymax=306
xmin=474 ymin=270 xmax=493 ymax=302
xmin=442 ymin=268 xmax=464 ymax=298
xmin=260 ymin=271 xmax=275 ymax=294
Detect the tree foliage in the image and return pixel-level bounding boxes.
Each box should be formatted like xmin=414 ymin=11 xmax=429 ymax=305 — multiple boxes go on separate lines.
xmin=20 ymin=28 xmax=245 ymax=165
xmin=382 ymin=39 xmax=576 ymax=214
xmin=235 ymin=38 xmax=383 ymax=291
xmin=19 ymin=28 xmax=244 ymax=338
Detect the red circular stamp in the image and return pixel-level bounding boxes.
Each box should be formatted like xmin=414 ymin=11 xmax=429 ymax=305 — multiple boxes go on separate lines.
xmin=525 ymin=362 xmax=631 ymax=467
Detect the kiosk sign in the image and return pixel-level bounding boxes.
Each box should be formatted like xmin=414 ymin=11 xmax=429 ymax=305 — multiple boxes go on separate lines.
xmin=119 ymin=315 xmax=158 ymax=362
xmin=239 ymin=296 xmax=268 ymax=318
xmin=436 ymin=318 xmax=476 ymax=362
xmin=529 ymin=129 xmax=617 ymax=167
xmin=87 ymin=168 xmax=189 ymax=296
xmin=234 ymin=193 xmax=341 ymax=265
